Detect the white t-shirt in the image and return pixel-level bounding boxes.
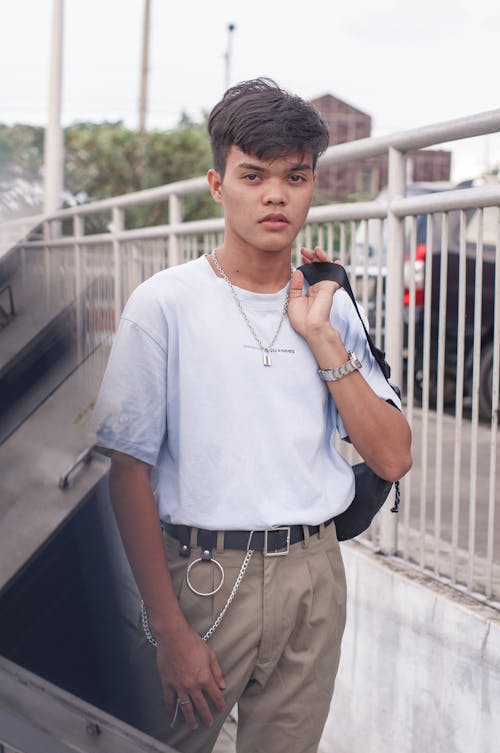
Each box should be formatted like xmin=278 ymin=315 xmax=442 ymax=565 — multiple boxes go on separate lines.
xmin=95 ymin=255 xmax=400 ymax=529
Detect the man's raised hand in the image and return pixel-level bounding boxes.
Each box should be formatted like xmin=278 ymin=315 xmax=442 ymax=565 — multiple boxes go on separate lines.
xmin=288 ymin=247 xmax=340 ymax=342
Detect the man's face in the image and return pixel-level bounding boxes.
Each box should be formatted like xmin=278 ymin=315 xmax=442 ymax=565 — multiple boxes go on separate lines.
xmin=207 ymin=146 xmax=316 ymax=255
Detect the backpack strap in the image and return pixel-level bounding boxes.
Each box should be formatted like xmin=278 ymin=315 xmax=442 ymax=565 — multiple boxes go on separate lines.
xmin=297 ymin=261 xmax=395 ymax=389
xmin=298 ymin=261 xmax=401 ymax=512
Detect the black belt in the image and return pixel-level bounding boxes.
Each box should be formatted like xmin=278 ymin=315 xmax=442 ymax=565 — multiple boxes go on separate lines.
xmin=165 ymin=519 xmax=334 ymax=557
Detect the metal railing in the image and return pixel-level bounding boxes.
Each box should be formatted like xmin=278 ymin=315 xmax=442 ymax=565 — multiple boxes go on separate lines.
xmin=7 ymin=108 xmax=500 ymax=606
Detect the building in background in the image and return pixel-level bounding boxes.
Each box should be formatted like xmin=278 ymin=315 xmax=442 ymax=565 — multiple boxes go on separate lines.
xmin=312 ymin=94 xmax=451 ymax=200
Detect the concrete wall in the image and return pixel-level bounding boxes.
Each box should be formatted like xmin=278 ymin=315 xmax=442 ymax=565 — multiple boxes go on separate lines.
xmin=320 ymin=542 xmax=500 ymax=753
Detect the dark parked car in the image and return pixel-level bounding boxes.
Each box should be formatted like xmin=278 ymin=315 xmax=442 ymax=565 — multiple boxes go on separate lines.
xmin=407 ymin=204 xmax=497 ymax=420
xmin=353 ymin=183 xmax=498 ymax=421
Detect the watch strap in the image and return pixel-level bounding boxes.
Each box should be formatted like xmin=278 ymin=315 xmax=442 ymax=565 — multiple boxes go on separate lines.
xmin=318 ymin=351 xmax=362 ymax=382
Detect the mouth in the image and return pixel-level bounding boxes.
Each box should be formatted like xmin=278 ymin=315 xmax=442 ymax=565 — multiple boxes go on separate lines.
xmin=259 ymin=213 xmax=290 ymax=225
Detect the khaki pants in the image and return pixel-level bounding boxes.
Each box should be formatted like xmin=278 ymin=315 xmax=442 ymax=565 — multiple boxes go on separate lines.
xmin=131 ymin=521 xmax=346 ymax=753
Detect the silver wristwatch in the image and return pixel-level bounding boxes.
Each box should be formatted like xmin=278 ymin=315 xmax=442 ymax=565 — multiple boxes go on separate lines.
xmin=317 ymin=351 xmax=362 ymax=382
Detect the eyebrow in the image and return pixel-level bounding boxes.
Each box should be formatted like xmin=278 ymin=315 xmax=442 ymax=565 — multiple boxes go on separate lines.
xmin=236 ymin=161 xmax=313 ymax=173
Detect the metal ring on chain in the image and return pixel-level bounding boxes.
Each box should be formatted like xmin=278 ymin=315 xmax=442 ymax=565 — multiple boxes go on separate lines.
xmin=141 ymin=550 xmax=254 ymax=647
xmin=186 ymin=557 xmax=224 ymax=597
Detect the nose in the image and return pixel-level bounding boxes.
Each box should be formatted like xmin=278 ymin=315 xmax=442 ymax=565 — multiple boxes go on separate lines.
xmin=263 ymin=179 xmax=286 ymax=206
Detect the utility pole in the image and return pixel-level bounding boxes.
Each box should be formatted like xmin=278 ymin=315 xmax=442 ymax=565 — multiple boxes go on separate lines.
xmin=138 ymin=0 xmax=151 ymax=133
xmin=224 ymin=23 xmax=236 ymax=92
xmin=43 ymin=0 xmax=64 ymax=219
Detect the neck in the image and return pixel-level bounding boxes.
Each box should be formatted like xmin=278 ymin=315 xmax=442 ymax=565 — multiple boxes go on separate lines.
xmin=210 ymin=245 xmax=292 ymax=293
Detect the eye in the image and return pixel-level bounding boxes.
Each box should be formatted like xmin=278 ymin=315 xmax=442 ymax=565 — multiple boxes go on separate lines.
xmin=243 ymin=173 xmax=260 ymax=182
xmin=289 ymin=174 xmax=306 ymax=183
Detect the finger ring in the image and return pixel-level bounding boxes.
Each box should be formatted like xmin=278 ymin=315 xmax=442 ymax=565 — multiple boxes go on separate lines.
xmin=170 ymin=697 xmax=192 ymax=728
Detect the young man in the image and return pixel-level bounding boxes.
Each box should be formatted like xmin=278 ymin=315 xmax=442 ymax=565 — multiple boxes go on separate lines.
xmin=95 ymin=78 xmax=412 ymax=753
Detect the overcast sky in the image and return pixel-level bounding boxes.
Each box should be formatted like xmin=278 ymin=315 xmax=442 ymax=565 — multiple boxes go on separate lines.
xmin=2 ymin=0 xmax=499 ymax=182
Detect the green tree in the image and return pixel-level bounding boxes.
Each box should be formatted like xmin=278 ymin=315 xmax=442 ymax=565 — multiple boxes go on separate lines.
xmin=0 ymin=124 xmax=44 ymax=180
xmin=64 ymin=119 xmax=219 ymax=229
xmin=0 ymin=118 xmax=220 ymax=228
xmin=65 ymin=122 xmax=142 ymax=200
xmin=0 ymin=124 xmax=45 ymax=219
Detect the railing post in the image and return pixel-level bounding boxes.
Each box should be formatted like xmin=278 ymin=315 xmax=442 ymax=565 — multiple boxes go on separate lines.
xmin=168 ymin=194 xmax=182 ymax=267
xmin=73 ymin=215 xmax=85 ymax=363
xmin=112 ymin=207 xmax=124 ymax=331
xmin=379 ymin=146 xmax=406 ymax=555
xmin=43 ymin=219 xmax=52 ymax=315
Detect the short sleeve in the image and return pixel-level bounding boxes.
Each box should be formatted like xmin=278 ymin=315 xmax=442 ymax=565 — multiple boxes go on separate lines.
xmin=330 ymin=290 xmax=402 ymax=439
xmin=93 ymin=291 xmax=168 ymax=465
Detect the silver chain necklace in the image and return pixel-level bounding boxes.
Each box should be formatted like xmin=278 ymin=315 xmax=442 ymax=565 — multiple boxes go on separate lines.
xmin=209 ymin=251 xmax=292 ymax=366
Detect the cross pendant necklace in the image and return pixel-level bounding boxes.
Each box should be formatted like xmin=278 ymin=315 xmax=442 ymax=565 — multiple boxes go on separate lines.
xmin=208 ymin=252 xmax=292 ymax=367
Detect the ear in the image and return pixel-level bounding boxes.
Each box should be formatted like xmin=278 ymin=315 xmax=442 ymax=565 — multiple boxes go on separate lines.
xmin=207 ymin=168 xmax=223 ymax=203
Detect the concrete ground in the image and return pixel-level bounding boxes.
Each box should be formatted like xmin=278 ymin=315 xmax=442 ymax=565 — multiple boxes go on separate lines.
xmin=213 ymin=710 xmax=238 ymax=753
xmin=400 ymin=406 xmax=500 ymax=599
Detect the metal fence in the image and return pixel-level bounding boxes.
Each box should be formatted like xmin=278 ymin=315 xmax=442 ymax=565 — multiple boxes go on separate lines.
xmin=8 ymin=109 xmax=500 ymax=607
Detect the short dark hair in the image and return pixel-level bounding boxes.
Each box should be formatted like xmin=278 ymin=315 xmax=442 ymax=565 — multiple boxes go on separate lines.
xmin=207 ymin=78 xmax=330 ymax=176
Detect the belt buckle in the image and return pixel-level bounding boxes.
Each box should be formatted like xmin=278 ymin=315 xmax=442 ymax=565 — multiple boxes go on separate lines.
xmin=264 ymin=527 xmax=290 ymax=557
